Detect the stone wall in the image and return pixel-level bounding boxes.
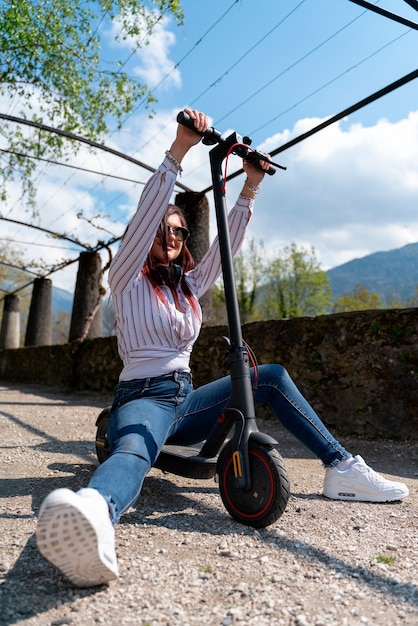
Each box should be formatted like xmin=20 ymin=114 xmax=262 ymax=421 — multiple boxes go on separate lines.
xmin=1 ymin=308 xmax=417 ymax=439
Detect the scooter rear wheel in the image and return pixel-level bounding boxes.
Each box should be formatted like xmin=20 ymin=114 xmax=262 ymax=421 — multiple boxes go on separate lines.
xmin=95 ymin=407 xmax=111 ymax=464
xmin=217 ymin=440 xmax=290 ymax=528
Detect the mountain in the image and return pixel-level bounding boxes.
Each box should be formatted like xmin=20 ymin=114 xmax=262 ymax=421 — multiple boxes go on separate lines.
xmin=326 ymin=242 xmax=418 ymax=301
xmin=52 ymin=286 xmax=73 ymax=314
xmin=48 ymin=242 xmax=418 ymax=315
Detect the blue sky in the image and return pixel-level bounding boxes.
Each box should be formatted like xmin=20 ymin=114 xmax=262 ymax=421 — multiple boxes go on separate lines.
xmin=2 ymin=0 xmax=418 ymax=291
xmin=145 ymin=0 xmax=417 ymax=137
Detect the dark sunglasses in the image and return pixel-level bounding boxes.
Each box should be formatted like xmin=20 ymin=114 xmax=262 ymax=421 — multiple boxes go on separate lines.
xmin=157 ymin=224 xmax=189 ymax=242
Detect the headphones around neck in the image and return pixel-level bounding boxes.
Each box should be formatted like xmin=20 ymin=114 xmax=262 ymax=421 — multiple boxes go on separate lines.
xmin=156 ymin=263 xmax=184 ymax=287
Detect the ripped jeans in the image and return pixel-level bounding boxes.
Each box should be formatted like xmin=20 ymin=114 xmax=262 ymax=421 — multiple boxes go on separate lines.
xmin=88 ymin=364 xmax=350 ymax=523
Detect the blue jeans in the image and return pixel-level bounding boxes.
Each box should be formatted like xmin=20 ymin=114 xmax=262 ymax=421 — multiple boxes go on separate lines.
xmin=88 ymin=364 xmax=350 ymax=523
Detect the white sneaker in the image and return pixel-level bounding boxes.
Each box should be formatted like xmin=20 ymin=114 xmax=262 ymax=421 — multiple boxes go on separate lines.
xmin=323 ymin=455 xmax=409 ymax=502
xmin=36 ymin=488 xmax=119 ymax=587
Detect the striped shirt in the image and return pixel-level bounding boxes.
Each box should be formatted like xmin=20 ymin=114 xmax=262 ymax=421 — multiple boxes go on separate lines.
xmin=109 ymin=156 xmax=254 ymax=381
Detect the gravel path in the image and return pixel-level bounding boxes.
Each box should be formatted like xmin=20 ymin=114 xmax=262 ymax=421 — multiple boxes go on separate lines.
xmin=0 ymin=382 xmax=417 ymax=626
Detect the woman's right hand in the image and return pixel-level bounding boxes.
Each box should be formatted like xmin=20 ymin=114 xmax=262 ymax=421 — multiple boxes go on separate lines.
xmin=169 ymin=108 xmax=209 ymax=164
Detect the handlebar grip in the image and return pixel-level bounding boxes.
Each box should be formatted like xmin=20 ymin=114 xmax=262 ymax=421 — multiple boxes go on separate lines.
xmin=176 ymin=111 xmax=222 ymax=146
xmin=176 ymin=111 xmax=203 ymax=135
xmin=243 ymin=151 xmax=276 ymax=176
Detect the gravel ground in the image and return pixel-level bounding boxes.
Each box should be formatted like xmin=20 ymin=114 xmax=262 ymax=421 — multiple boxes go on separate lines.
xmin=0 ymin=382 xmax=417 ymax=626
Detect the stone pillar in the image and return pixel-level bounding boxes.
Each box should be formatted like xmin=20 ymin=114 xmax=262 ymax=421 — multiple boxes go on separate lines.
xmin=69 ymin=251 xmax=103 ymax=342
xmin=0 ymin=294 xmax=20 ymax=349
xmin=25 ymin=277 xmax=52 ymax=346
xmin=175 ymin=191 xmax=213 ymax=324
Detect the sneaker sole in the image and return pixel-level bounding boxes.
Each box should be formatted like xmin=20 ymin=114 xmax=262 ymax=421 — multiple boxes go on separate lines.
xmin=36 ymin=500 xmax=118 ymax=587
xmin=323 ymin=488 xmax=409 ymax=502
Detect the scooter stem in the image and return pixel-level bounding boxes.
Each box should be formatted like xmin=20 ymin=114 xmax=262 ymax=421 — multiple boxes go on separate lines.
xmin=176 ymin=111 xmax=279 ymax=490
xmin=209 ymin=135 xmax=260 ymax=489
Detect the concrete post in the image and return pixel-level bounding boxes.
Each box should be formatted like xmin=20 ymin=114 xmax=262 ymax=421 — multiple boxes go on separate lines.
xmin=25 ymin=277 xmax=52 ymax=346
xmin=0 ymin=294 xmax=20 ymax=349
xmin=69 ymin=251 xmax=103 ymax=342
xmin=175 ymin=191 xmax=213 ymax=324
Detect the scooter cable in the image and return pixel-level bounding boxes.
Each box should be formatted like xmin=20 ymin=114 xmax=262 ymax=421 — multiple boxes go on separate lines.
xmin=243 ymin=338 xmax=259 ymax=394
xmin=221 ymin=142 xmax=259 ymax=194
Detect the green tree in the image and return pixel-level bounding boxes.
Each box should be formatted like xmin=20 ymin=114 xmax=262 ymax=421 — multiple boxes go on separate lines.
xmin=210 ymin=281 xmax=227 ymax=326
xmin=406 ymin=286 xmax=418 ymax=307
xmin=233 ymin=238 xmax=265 ymax=324
xmin=260 ymin=243 xmax=332 ymax=319
xmin=211 ymin=238 xmax=265 ymax=325
xmin=383 ymin=287 xmax=407 ymax=309
xmin=0 ymin=0 xmax=183 ymax=205
xmin=332 ymin=284 xmax=381 ymax=313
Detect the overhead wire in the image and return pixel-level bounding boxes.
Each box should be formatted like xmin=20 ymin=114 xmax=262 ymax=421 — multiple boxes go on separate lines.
xmin=249 ymin=29 xmax=413 ymax=137
xmin=0 ymin=0 xmax=374 ymax=229
xmin=348 ymin=0 xmax=418 ymax=28
xmin=213 ymin=7 xmax=369 ymax=126
xmin=118 ymin=0 xmax=241 ymax=128
xmin=118 ymin=1 xmax=308 ymax=163
xmin=208 ymin=67 xmax=418 ymax=193
xmin=1 ymin=4 xmax=173 ymax=245
xmin=190 ymin=0 xmax=307 ymax=107
xmin=1 ymin=0 xmax=417 ymax=299
xmin=403 ymin=0 xmax=418 ymax=10
xmin=0 ymin=236 xmax=81 ymax=252
xmin=0 ymin=148 xmax=147 ymax=184
xmin=129 ymin=1 xmax=384 ymax=162
xmin=0 ymin=1 xmax=267 ymax=297
xmin=25 ymin=1 xmax=242 ymax=241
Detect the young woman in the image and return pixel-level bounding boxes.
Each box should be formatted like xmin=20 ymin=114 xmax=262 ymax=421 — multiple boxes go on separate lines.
xmin=36 ymin=109 xmax=408 ymax=588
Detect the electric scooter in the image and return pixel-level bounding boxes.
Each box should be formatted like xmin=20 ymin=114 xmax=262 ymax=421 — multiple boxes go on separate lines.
xmin=95 ymin=112 xmax=290 ymax=528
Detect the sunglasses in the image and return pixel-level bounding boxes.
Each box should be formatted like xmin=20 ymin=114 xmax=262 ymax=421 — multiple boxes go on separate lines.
xmin=157 ymin=224 xmax=190 ymax=242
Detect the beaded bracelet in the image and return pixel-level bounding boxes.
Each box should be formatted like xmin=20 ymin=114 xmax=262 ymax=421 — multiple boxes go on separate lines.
xmin=245 ymin=179 xmax=260 ymax=194
xmin=239 ymin=192 xmax=255 ymax=201
xmin=165 ymin=150 xmax=183 ymax=174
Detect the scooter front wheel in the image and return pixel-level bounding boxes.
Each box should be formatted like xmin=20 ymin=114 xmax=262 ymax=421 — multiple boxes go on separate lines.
xmin=217 ymin=440 xmax=290 ymax=528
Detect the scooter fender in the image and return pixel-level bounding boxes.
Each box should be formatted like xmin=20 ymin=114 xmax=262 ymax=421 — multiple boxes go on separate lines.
xmin=249 ymin=431 xmax=278 ymax=446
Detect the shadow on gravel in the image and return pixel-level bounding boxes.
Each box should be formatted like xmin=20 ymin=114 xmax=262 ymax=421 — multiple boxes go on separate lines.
xmin=1 ymin=473 xmax=416 ymax=623
xmin=0 ymin=462 xmax=105 ymax=625
xmin=0 ymin=463 xmax=97 ymax=513
xmin=1 ymin=408 xmax=97 ymax=464
xmin=0 ymin=534 xmax=104 ymax=626
xmin=0 ymin=383 xmax=112 ymax=408
xmin=128 ymin=475 xmax=221 ymax=520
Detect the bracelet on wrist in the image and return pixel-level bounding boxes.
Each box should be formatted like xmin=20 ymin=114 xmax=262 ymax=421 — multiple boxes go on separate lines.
xmin=165 ymin=150 xmax=183 ymax=174
xmin=239 ymin=192 xmax=255 ymax=201
xmin=245 ymin=179 xmax=260 ymax=194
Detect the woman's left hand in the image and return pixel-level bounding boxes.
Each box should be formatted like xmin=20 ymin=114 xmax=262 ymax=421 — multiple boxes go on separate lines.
xmin=243 ymin=152 xmax=273 ymax=190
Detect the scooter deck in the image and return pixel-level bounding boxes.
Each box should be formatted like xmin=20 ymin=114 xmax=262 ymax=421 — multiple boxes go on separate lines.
xmin=155 ymin=443 xmax=218 ymax=479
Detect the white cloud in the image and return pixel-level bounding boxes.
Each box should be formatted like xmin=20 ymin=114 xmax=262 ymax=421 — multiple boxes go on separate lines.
xmin=3 ymin=107 xmax=418 ymax=293
xmin=105 ymin=12 xmax=181 ymax=91
xmin=248 ymin=111 xmax=418 ymax=270
xmin=133 ymin=23 xmax=180 ymax=90
xmin=1 ymin=107 xmax=212 ymax=291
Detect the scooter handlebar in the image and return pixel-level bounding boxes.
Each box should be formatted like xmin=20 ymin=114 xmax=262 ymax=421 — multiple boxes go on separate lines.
xmin=176 ymin=111 xmax=280 ymax=175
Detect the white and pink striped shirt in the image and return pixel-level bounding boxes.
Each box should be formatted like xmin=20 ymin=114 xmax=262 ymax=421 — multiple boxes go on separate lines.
xmin=109 ymin=156 xmax=253 ymax=381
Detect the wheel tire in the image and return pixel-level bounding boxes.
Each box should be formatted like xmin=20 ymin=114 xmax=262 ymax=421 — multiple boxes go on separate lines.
xmin=217 ymin=440 xmax=290 ymax=528
xmin=95 ymin=407 xmax=111 ymax=464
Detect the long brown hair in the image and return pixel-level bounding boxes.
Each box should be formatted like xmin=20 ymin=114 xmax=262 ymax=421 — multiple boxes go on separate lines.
xmin=142 ymin=205 xmax=199 ymax=316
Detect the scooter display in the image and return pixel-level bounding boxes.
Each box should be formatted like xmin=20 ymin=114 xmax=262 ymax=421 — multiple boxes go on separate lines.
xmin=95 ymin=112 xmax=290 ymax=528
